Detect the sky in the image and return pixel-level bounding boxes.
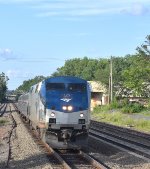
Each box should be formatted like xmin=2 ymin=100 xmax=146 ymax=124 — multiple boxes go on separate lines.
xmin=0 ymin=0 xmax=150 ymax=90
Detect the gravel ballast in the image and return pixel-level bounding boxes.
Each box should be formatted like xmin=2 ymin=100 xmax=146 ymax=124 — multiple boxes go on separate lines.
xmin=1 ymin=104 xmax=52 ymax=169
xmin=89 ymin=136 xmax=150 ymax=169
xmin=1 ymin=103 xmax=150 ymax=169
xmin=0 ymin=105 xmax=12 ymax=168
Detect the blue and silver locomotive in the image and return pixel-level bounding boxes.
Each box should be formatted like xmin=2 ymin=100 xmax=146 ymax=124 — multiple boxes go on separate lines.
xmin=18 ymin=76 xmax=91 ymax=149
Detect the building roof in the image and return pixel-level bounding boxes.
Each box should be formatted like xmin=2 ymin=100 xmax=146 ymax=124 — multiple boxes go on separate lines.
xmin=88 ymin=81 xmax=107 ymax=93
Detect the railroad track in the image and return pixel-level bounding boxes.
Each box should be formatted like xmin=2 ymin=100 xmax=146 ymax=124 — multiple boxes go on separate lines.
xmin=57 ymin=149 xmax=107 ymax=169
xmin=7 ymin=104 xmax=17 ymax=167
xmin=0 ymin=103 xmax=7 ymax=117
xmin=1 ymin=103 xmax=17 ymax=167
xmin=90 ymin=120 xmax=150 ymax=159
xmin=11 ymin=103 xmax=107 ymax=169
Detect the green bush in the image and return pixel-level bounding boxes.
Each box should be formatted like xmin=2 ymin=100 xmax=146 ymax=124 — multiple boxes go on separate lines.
xmin=121 ymin=106 xmax=131 ymax=113
xmin=110 ymin=98 xmax=121 ymax=109
xmin=92 ymin=98 xmax=146 ymax=115
xmin=131 ymin=103 xmax=144 ymax=113
xmin=92 ymin=105 xmax=110 ymax=114
xmin=110 ymin=98 xmax=129 ymax=109
xmin=120 ymin=98 xmax=129 ymax=107
xmin=110 ymin=100 xmax=116 ymax=109
xmin=121 ymin=102 xmax=145 ymax=114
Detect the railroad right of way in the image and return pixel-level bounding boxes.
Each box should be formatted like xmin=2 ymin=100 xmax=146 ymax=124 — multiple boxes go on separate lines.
xmin=1 ymin=102 xmax=150 ymax=169
xmin=3 ymin=103 xmax=108 ymax=169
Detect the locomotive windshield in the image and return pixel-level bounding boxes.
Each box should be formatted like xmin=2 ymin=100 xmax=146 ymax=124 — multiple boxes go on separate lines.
xmin=68 ymin=83 xmax=86 ymax=92
xmin=46 ymin=83 xmax=86 ymax=92
xmin=46 ymin=83 xmax=65 ymax=90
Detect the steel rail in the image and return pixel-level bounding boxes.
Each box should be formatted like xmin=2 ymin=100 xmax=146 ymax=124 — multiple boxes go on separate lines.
xmin=90 ymin=126 xmax=150 ymax=159
xmin=12 ymin=102 xmax=107 ymax=169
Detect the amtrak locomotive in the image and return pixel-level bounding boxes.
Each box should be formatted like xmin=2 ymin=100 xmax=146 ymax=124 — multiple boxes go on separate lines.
xmin=18 ymin=76 xmax=91 ymax=149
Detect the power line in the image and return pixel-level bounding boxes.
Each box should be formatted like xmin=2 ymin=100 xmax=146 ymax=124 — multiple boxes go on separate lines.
xmin=1 ymin=57 xmax=66 ymax=62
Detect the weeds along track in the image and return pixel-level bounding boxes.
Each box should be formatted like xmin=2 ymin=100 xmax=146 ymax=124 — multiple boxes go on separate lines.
xmin=11 ymin=103 xmax=107 ymax=169
xmin=90 ymin=120 xmax=150 ymax=159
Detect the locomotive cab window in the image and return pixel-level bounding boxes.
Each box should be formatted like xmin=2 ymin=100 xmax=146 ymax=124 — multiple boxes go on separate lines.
xmin=68 ymin=83 xmax=86 ymax=92
xmin=46 ymin=83 xmax=65 ymax=91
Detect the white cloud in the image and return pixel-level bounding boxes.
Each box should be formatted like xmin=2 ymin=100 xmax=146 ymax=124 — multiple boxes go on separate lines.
xmin=37 ymin=7 xmax=126 ymax=17
xmin=70 ymin=8 xmax=125 ymax=16
xmin=131 ymin=3 xmax=148 ymax=15
xmin=122 ymin=3 xmax=149 ymax=15
xmin=6 ymin=70 xmax=20 ymax=78
xmin=0 ymin=48 xmax=18 ymax=60
xmin=0 ymin=48 xmax=12 ymax=59
xmin=6 ymin=69 xmax=34 ymax=78
xmin=37 ymin=11 xmax=61 ymax=17
xmin=34 ymin=1 xmax=150 ymax=17
xmin=0 ymin=0 xmax=150 ymax=17
xmin=0 ymin=0 xmax=42 ymax=4
xmin=0 ymin=48 xmax=12 ymax=55
xmin=0 ymin=0 xmax=150 ymax=5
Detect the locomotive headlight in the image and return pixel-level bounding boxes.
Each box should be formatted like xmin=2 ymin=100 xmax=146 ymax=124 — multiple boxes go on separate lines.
xmin=80 ymin=113 xmax=84 ymax=118
xmin=68 ymin=106 xmax=73 ymax=111
xmin=62 ymin=106 xmax=67 ymax=110
xmin=50 ymin=112 xmax=55 ymax=117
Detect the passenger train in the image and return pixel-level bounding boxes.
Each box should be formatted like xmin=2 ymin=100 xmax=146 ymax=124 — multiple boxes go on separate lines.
xmin=18 ymin=76 xmax=91 ymax=150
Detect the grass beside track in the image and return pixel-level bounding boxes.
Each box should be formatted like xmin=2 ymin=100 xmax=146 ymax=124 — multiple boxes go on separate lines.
xmin=92 ymin=110 xmax=150 ymax=133
xmin=0 ymin=118 xmax=8 ymax=126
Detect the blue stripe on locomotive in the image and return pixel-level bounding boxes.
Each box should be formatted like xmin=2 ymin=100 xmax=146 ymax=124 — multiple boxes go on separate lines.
xmin=39 ymin=76 xmax=89 ymax=112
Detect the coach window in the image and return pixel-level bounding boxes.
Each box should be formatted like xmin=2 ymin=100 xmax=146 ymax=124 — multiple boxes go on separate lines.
xmin=46 ymin=83 xmax=65 ymax=90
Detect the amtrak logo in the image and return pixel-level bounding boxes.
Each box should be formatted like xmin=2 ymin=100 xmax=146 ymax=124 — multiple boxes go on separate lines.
xmin=60 ymin=94 xmax=72 ymax=102
xmin=60 ymin=98 xmax=72 ymax=102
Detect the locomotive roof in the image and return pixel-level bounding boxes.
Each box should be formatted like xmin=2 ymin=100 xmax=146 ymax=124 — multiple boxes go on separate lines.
xmin=44 ymin=76 xmax=87 ymax=83
xmin=29 ymin=76 xmax=88 ymax=92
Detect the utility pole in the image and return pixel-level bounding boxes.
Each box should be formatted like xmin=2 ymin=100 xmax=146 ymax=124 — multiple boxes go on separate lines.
xmin=110 ymin=56 xmax=113 ymax=102
xmin=108 ymin=74 xmax=111 ymax=104
xmin=108 ymin=56 xmax=113 ymax=104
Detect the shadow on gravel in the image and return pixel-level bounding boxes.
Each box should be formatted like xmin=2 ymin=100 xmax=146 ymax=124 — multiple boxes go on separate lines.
xmin=89 ymin=136 xmax=119 ymax=156
xmin=88 ymin=136 xmax=148 ymax=167
xmin=4 ymin=110 xmax=16 ymax=114
xmin=3 ymin=110 xmax=11 ymax=114
xmin=0 ymin=153 xmax=51 ymax=169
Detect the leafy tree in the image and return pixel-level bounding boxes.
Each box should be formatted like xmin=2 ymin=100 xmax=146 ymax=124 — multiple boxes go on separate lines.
xmin=52 ymin=57 xmax=89 ymax=77
xmin=94 ymin=58 xmax=110 ymax=86
xmin=122 ymin=36 xmax=150 ymax=97
xmin=136 ymin=35 xmax=150 ymax=57
xmin=112 ymin=55 xmax=135 ymax=97
xmin=16 ymin=76 xmax=46 ymax=93
xmin=16 ymin=35 xmax=150 ymax=98
xmin=52 ymin=57 xmax=110 ymax=87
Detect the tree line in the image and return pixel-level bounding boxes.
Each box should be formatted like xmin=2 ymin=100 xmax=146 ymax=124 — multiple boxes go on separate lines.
xmin=15 ymin=35 xmax=150 ymax=98
xmin=0 ymin=72 xmax=8 ymax=102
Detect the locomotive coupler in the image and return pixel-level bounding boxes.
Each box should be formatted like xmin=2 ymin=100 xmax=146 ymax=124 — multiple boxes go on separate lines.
xmin=61 ymin=129 xmax=72 ymax=141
